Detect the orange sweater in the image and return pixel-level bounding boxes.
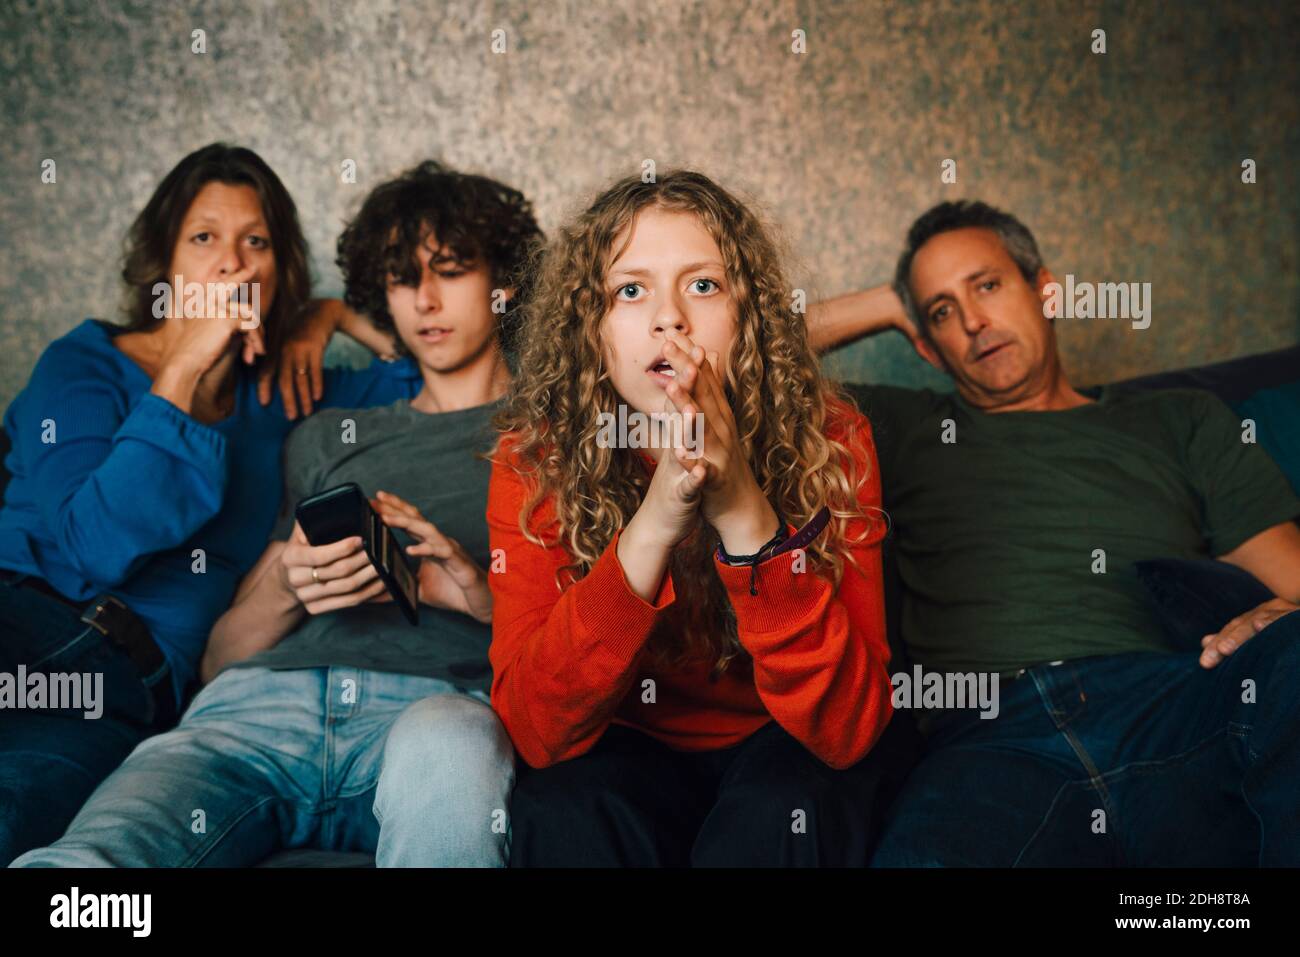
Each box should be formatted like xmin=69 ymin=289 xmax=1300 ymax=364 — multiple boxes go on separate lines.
xmin=486 ymin=398 xmax=893 ymax=770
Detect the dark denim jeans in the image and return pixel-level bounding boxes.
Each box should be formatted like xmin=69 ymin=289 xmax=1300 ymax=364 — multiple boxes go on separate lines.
xmin=509 ymin=712 xmax=922 ymax=867
xmin=871 ymin=610 xmax=1300 ymax=866
xmin=0 ymin=574 xmax=165 ymax=865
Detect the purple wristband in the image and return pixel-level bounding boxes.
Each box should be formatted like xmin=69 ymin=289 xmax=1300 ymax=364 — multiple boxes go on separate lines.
xmin=714 ymin=506 xmax=833 ymax=596
xmin=768 ymin=505 xmax=831 ymax=557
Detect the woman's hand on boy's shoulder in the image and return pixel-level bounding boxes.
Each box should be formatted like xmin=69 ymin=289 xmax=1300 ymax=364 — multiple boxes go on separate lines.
xmin=258 ymin=298 xmax=343 ymax=419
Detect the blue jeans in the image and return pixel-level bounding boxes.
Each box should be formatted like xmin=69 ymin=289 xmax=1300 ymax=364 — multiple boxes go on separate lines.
xmin=871 ymin=611 xmax=1300 ymax=866
xmin=0 ymin=575 xmax=165 ymax=865
xmin=11 ymin=666 xmax=515 ymax=867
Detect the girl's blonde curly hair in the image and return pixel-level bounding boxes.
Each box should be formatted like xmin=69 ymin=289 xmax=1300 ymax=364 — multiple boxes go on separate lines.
xmin=493 ymin=169 xmax=882 ymax=675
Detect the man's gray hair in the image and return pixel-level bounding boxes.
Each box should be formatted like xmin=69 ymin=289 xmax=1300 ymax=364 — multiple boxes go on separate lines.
xmin=893 ymin=200 xmax=1045 ymax=331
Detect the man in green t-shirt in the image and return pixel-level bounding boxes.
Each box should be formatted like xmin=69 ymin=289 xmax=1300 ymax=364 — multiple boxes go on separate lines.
xmin=828 ymin=201 xmax=1300 ymax=865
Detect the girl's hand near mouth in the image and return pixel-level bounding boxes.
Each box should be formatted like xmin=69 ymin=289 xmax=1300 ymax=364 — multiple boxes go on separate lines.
xmin=616 ymin=345 xmax=714 ymax=600
xmin=659 ymin=328 xmax=781 ymax=556
xmin=622 ymin=391 xmax=708 ymax=551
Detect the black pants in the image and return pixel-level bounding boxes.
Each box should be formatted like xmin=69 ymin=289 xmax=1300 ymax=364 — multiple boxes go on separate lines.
xmin=508 ymin=714 xmax=922 ymax=866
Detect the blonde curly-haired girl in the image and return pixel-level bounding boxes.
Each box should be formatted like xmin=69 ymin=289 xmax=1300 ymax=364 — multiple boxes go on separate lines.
xmin=487 ymin=169 xmax=914 ymax=866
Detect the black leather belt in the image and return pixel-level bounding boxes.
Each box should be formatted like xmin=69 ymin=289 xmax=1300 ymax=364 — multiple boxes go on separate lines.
xmin=2 ymin=569 xmax=175 ymax=726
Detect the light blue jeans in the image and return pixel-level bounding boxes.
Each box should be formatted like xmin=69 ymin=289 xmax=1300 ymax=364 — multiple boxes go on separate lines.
xmin=10 ymin=666 xmax=514 ymax=867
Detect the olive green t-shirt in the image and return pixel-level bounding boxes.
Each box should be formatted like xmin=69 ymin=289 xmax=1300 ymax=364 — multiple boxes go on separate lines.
xmin=845 ymin=383 xmax=1300 ymax=676
xmin=227 ymin=398 xmax=501 ymax=690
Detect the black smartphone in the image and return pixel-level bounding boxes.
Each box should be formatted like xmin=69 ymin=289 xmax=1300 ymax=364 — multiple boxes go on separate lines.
xmin=293 ymin=482 xmax=419 ymax=626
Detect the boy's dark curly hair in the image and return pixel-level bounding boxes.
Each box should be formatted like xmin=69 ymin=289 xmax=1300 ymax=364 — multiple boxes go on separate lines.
xmin=335 ymin=160 xmax=544 ymax=359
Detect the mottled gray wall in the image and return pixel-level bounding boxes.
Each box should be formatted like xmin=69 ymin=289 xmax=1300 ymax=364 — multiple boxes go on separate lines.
xmin=3 ymin=0 xmax=1298 ymax=411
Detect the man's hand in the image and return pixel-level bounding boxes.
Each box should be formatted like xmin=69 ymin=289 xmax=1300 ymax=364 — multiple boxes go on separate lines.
xmin=372 ymin=490 xmax=493 ymax=623
xmin=1199 ymin=597 xmax=1299 ymax=668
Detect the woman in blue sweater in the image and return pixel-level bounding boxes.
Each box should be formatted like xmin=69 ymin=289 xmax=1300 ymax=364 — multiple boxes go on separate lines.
xmin=0 ymin=143 xmax=420 ymax=863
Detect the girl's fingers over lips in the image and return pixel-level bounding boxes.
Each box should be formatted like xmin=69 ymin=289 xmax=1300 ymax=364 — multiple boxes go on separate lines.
xmin=667 ymin=342 xmax=704 ymax=384
xmin=663 ymin=337 xmax=701 ymax=389
xmin=665 ymin=328 xmax=702 ymax=360
xmin=665 ymin=335 xmax=707 ymax=369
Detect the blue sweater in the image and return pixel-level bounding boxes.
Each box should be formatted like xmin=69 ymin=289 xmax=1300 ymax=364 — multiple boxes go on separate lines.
xmin=0 ymin=320 xmax=423 ymax=706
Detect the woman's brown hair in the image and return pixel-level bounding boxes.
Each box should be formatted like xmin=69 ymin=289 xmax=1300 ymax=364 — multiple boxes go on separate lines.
xmin=118 ymin=142 xmax=312 ymax=369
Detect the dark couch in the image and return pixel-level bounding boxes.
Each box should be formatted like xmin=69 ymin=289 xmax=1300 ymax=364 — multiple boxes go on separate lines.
xmin=3 ymin=343 xmax=1297 ymax=867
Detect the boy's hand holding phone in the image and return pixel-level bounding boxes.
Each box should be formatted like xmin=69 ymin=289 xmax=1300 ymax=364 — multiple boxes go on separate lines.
xmin=279 ymin=523 xmax=387 ymax=614
xmin=293 ymin=482 xmax=420 ymax=623
xmin=372 ymin=490 xmax=493 ymax=624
